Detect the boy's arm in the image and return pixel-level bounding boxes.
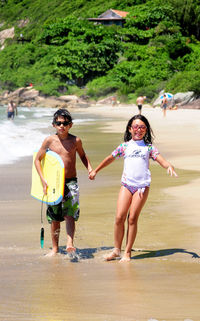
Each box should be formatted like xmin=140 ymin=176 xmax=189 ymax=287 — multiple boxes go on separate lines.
xmin=155 ymin=154 xmax=178 ymax=177
xmin=34 ymin=137 xmax=50 ymax=194
xmin=89 ymin=154 xmax=115 ymax=180
xmin=76 ymin=137 xmax=93 ymax=174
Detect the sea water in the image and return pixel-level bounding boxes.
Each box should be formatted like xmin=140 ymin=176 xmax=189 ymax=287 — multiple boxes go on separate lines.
xmin=0 ymin=105 xmax=200 ymax=321
xmin=0 ymin=105 xmax=96 ymax=165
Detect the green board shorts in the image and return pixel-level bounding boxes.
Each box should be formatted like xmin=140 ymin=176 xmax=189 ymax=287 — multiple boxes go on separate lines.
xmin=46 ymin=178 xmax=80 ymax=224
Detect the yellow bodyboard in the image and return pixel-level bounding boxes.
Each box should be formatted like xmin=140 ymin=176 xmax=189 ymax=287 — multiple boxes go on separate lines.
xmin=31 ymin=150 xmax=65 ymax=205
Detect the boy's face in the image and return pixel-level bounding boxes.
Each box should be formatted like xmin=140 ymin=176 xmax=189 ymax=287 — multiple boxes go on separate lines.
xmin=53 ymin=116 xmax=72 ymax=135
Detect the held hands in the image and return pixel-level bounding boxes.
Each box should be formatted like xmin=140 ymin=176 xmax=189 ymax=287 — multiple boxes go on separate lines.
xmin=167 ymin=166 xmax=178 ymax=177
xmin=89 ymin=170 xmax=97 ymax=180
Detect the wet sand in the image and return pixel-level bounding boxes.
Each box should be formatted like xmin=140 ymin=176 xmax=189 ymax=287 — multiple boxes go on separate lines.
xmin=0 ymin=105 xmax=200 ymax=321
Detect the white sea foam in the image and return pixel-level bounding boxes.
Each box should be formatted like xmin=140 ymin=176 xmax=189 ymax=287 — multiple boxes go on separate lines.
xmin=73 ymin=118 xmax=96 ymax=123
xmin=0 ymin=107 xmax=96 ymax=165
xmin=0 ymin=107 xmax=54 ymax=164
xmin=17 ymin=114 xmax=26 ymax=119
xmin=0 ymin=120 xmax=47 ymax=164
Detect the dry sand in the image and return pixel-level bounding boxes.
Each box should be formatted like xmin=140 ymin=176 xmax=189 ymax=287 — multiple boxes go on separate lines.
xmin=87 ymin=103 xmax=200 ymax=171
xmin=86 ymin=104 xmax=200 ymax=228
xmin=0 ymin=103 xmax=200 ymax=321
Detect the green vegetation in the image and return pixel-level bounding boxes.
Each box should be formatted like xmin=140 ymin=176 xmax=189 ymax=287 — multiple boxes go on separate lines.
xmin=0 ymin=0 xmax=200 ymax=101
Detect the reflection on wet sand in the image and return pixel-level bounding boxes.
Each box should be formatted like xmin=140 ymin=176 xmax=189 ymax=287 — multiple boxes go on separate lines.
xmin=0 ymin=114 xmax=200 ymax=321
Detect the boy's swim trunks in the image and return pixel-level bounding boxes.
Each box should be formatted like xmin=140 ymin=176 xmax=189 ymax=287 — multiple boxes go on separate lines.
xmin=46 ymin=178 xmax=80 ymax=223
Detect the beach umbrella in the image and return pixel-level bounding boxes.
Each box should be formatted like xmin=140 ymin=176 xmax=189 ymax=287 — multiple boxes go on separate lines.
xmin=160 ymin=93 xmax=173 ymax=100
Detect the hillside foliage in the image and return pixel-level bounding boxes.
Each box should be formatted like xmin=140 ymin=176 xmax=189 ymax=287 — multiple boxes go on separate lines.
xmin=0 ymin=0 xmax=200 ymax=101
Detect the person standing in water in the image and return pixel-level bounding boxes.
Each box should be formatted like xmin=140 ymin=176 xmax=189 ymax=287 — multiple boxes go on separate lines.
xmin=89 ymin=114 xmax=177 ymax=262
xmin=34 ymin=109 xmax=93 ymax=256
xmin=7 ymin=100 xmax=17 ymax=119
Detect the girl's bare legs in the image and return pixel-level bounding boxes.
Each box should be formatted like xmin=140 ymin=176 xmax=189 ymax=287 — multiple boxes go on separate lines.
xmin=65 ymin=216 xmax=76 ymax=252
xmin=121 ymin=187 xmax=149 ymax=261
xmin=106 ymin=186 xmax=132 ymax=261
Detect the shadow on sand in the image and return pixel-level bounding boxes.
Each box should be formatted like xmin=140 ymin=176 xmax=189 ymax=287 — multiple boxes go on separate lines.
xmin=59 ymin=246 xmax=113 ymax=262
xmin=131 ymin=248 xmax=200 ymax=260
xmin=58 ymin=246 xmax=199 ymax=262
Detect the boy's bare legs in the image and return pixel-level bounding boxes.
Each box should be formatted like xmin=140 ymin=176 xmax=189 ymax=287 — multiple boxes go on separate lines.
xmin=120 ymin=188 xmax=149 ymax=262
xmin=106 ymin=187 xmax=132 ymax=261
xmin=65 ymin=216 xmax=76 ymax=252
xmin=46 ymin=221 xmax=60 ymax=256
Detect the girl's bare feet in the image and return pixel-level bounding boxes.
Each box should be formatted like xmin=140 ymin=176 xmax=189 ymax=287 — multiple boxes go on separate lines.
xmin=119 ymin=252 xmax=131 ymax=262
xmin=105 ymin=248 xmax=121 ymax=261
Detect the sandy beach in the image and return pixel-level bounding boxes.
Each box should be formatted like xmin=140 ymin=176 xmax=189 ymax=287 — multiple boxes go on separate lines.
xmin=0 ymin=104 xmax=200 ymax=321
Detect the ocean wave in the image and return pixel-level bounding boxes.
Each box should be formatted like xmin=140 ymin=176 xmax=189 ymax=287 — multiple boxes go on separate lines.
xmin=0 ymin=107 xmax=97 ymax=165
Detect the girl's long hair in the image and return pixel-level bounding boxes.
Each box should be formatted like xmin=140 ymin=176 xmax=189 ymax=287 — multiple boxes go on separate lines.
xmin=124 ymin=114 xmax=155 ymax=144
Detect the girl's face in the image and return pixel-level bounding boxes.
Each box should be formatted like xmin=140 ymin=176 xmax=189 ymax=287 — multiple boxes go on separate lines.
xmin=129 ymin=119 xmax=147 ymax=141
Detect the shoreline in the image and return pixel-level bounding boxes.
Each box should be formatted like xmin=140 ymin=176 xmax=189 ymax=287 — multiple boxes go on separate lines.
xmin=1 ymin=103 xmax=199 ymax=232
xmin=79 ymin=104 xmax=200 ymax=234
xmin=82 ymin=104 xmax=200 ymax=171
xmin=0 ymin=104 xmax=200 ymax=320
xmin=1 ymin=89 xmax=200 ymax=109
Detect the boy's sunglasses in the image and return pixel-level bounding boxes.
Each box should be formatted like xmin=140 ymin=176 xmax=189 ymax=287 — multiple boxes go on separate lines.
xmin=54 ymin=121 xmax=71 ymax=126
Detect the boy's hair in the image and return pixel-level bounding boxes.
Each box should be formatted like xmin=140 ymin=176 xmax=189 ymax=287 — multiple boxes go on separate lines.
xmin=124 ymin=114 xmax=155 ymax=144
xmin=52 ymin=109 xmax=72 ymax=124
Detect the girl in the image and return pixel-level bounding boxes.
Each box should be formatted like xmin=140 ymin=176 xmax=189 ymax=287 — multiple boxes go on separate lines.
xmin=89 ymin=114 xmax=177 ymax=262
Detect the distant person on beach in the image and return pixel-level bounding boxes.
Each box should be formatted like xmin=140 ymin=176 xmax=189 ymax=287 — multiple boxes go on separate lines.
xmin=7 ymin=100 xmax=17 ymax=119
xmin=89 ymin=114 xmax=177 ymax=262
xmin=136 ymin=96 xmax=146 ymax=114
xmin=161 ymin=94 xmax=168 ymax=117
xmin=34 ymin=109 xmax=93 ymax=256
xmin=111 ymin=96 xmax=117 ymax=106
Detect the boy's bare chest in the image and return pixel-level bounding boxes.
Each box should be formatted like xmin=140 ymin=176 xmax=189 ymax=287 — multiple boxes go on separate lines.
xmin=50 ymin=138 xmax=76 ymax=157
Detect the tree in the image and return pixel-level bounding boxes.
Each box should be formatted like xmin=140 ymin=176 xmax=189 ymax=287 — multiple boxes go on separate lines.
xmin=167 ymin=0 xmax=200 ymax=39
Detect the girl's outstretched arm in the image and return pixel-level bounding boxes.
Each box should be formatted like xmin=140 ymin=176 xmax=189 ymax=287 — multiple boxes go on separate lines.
xmin=156 ymin=154 xmax=178 ymax=177
xmin=89 ymin=155 xmax=115 ymax=180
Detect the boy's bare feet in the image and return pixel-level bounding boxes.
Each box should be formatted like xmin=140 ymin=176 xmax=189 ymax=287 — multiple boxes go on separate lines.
xmin=45 ymin=249 xmax=58 ymax=257
xmin=66 ymin=246 xmax=76 ymax=253
xmin=105 ymin=248 xmax=121 ymax=261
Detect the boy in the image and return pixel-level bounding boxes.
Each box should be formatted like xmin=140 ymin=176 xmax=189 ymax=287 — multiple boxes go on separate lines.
xmin=35 ymin=109 xmax=92 ymax=256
